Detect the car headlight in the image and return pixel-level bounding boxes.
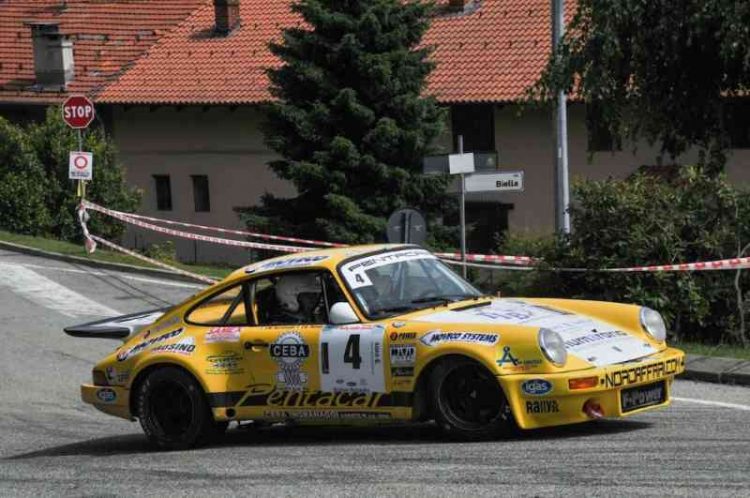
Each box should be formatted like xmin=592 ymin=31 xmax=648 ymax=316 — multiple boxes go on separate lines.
xmin=538 ymin=328 xmax=567 ymax=366
xmin=640 ymin=307 xmax=667 ymax=342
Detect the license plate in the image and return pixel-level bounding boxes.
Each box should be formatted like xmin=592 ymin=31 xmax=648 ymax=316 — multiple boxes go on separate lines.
xmin=620 ymin=381 xmax=666 ymax=413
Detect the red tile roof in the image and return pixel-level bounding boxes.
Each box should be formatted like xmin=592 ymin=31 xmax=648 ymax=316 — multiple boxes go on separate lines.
xmin=0 ymin=0 xmax=205 ymax=104
xmin=98 ymin=0 xmax=559 ymax=105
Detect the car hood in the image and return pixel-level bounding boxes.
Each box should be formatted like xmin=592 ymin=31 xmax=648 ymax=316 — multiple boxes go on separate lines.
xmin=412 ymin=298 xmax=658 ymax=367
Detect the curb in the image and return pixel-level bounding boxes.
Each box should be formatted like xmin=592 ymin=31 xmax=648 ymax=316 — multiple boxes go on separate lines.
xmin=682 ymin=353 xmax=750 ymax=386
xmin=0 ymin=239 xmax=211 ymax=284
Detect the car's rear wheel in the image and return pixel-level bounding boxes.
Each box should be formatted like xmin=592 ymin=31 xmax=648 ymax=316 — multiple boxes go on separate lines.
xmin=430 ymin=357 xmax=515 ymax=440
xmin=136 ymin=367 xmax=220 ymax=450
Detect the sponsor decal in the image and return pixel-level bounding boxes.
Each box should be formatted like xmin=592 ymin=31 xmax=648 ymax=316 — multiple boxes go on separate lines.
xmin=151 ymin=336 xmax=195 ymax=356
xmin=521 ymin=379 xmax=553 ymax=396
xmin=206 ymin=351 xmax=244 ymax=375
xmin=240 ymin=384 xmax=383 ymax=409
xmin=391 ymin=366 xmax=414 ymax=377
xmin=262 ymin=409 xmax=392 ymax=420
xmin=563 ymin=329 xmax=628 ymax=348
xmin=526 ymin=400 xmax=560 ymax=414
xmin=601 ymin=358 xmax=681 ymax=388
xmin=496 ymin=346 xmax=543 ymax=371
xmin=252 ymin=255 xmax=329 ymax=273
xmin=420 ymin=330 xmax=499 ymax=347
xmin=96 ymin=388 xmax=117 ymax=403
xmin=105 ymin=366 xmax=129 ymax=385
xmin=342 ymin=249 xmax=435 ymax=289
xmin=153 ymin=315 xmax=180 ymax=333
xmin=205 ymin=326 xmax=241 ymax=344
xmin=270 ymin=332 xmax=310 ymax=389
xmin=621 ymin=382 xmax=666 ymax=412
xmin=389 ymin=344 xmax=416 ymax=366
xmin=117 ymin=328 xmax=183 ymax=361
xmin=391 ymin=321 xmax=407 ymax=328
xmin=389 ymin=331 xmax=417 ymax=341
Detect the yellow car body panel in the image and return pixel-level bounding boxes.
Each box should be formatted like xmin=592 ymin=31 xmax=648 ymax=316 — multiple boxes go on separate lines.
xmin=77 ymin=244 xmax=685 ymax=431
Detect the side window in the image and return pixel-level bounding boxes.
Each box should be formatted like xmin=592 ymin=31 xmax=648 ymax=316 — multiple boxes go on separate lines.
xmin=186 ymin=282 xmax=252 ymax=326
xmin=254 ymin=271 xmax=347 ymax=326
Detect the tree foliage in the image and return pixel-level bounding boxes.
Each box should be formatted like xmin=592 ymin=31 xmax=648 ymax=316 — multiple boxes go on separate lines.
xmin=531 ymin=0 xmax=750 ymax=170
xmin=0 ymin=109 xmax=140 ymax=241
xmin=246 ymin=0 xmax=453 ymax=245
xmin=494 ymin=166 xmax=750 ymax=345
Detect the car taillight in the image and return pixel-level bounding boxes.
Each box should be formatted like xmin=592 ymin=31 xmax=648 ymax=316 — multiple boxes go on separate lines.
xmin=568 ymin=376 xmax=598 ymax=390
xmin=92 ymin=369 xmax=108 ymax=386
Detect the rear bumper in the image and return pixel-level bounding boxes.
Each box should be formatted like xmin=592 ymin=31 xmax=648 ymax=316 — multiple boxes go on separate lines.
xmin=81 ymin=384 xmax=132 ymax=420
xmin=499 ymin=347 xmax=686 ymax=430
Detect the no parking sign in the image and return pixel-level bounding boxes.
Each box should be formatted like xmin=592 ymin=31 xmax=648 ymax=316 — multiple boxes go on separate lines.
xmin=69 ymin=151 xmax=93 ymax=180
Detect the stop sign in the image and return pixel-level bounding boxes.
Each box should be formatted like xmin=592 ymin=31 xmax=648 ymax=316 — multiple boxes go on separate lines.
xmin=61 ymin=95 xmax=95 ymax=129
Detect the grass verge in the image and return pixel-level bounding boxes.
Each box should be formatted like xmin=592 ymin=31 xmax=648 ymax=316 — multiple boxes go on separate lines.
xmin=0 ymin=230 xmax=232 ymax=280
xmin=672 ymin=340 xmax=750 ymax=361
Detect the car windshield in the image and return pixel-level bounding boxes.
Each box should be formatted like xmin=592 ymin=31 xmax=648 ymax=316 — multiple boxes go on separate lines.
xmin=339 ymin=248 xmax=482 ymax=318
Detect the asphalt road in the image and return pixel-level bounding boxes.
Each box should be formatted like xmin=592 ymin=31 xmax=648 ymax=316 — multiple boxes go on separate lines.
xmin=0 ymin=248 xmax=749 ymax=497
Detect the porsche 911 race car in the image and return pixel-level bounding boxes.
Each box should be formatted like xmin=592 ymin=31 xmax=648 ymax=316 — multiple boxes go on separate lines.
xmin=65 ymin=245 xmax=685 ymax=449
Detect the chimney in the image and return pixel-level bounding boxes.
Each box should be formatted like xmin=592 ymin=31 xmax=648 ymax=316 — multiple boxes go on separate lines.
xmin=448 ymin=0 xmax=468 ymax=11
xmin=28 ymin=22 xmax=74 ymax=87
xmin=214 ymin=0 xmax=240 ymax=35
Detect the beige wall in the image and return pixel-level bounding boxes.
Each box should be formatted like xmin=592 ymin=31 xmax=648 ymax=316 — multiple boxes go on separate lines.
xmin=111 ymin=105 xmax=294 ymax=265
xmin=494 ymin=103 xmax=750 ymax=233
xmin=110 ymin=103 xmax=750 ymax=264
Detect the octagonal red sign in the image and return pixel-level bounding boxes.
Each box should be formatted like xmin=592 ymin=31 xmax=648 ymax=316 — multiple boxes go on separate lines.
xmin=61 ymin=95 xmax=95 ymax=129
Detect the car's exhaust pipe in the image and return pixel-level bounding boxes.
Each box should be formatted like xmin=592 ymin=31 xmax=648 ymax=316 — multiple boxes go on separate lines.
xmin=583 ymin=399 xmax=604 ymax=419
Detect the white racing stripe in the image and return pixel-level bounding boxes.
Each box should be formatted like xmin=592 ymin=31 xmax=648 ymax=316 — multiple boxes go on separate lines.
xmin=16 ymin=262 xmax=205 ymax=289
xmin=673 ymin=397 xmax=750 ymax=412
xmin=0 ymin=262 xmax=121 ymax=318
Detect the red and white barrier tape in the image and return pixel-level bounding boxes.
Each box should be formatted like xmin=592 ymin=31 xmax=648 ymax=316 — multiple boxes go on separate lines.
xmin=83 ymin=200 xmax=346 ymax=248
xmin=435 ymin=252 xmax=538 ymax=266
xmin=85 ymin=202 xmax=313 ymax=254
xmin=89 ymin=235 xmax=217 ymax=284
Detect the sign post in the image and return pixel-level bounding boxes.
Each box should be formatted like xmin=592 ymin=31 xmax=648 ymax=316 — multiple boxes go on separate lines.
xmin=449 ymin=136 xmax=474 ymax=278
xmin=62 ymin=95 xmax=95 ymax=200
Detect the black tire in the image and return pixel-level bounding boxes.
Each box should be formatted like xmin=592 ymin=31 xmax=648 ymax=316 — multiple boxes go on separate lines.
xmin=136 ymin=367 xmax=219 ymax=450
xmin=430 ymin=357 xmax=515 ymax=440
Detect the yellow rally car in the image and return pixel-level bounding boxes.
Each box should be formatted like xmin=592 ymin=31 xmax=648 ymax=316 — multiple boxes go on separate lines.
xmin=65 ymin=245 xmax=685 ymax=449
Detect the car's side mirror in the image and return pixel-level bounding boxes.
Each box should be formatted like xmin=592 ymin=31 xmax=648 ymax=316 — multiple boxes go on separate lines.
xmin=329 ymin=302 xmax=359 ymax=325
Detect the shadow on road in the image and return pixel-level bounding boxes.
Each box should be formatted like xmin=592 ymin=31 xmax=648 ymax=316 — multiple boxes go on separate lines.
xmin=6 ymin=419 xmax=651 ymax=459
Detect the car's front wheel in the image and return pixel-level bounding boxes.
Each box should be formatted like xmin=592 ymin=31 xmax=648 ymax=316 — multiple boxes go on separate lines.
xmin=136 ymin=367 xmax=220 ymax=450
xmin=430 ymin=357 xmax=515 ymax=440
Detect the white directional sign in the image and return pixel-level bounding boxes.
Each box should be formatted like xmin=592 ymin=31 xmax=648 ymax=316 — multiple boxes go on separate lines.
xmin=465 ymin=171 xmax=524 ymax=193
xmin=448 ymin=153 xmax=475 ymax=174
xmin=69 ymin=151 xmax=93 ymax=180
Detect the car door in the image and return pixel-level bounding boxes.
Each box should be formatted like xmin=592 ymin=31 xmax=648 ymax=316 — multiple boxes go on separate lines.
xmin=235 ymin=269 xmax=392 ymax=422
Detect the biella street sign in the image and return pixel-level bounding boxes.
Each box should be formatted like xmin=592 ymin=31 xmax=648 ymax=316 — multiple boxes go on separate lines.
xmin=464 ymin=171 xmax=524 ymax=193
xmin=62 ymin=95 xmax=95 ymax=129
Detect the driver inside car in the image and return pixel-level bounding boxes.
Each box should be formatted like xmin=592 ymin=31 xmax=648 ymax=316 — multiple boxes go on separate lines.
xmin=266 ymin=273 xmax=323 ymax=324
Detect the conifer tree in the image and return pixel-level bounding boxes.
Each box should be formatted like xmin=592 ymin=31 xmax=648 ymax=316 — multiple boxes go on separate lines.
xmin=246 ymin=0 xmax=452 ymax=244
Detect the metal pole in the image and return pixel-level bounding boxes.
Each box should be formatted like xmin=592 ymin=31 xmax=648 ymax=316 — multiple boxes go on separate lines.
xmin=76 ymin=129 xmax=85 ymax=200
xmin=552 ymin=0 xmax=571 ymax=234
xmin=458 ymin=135 xmax=467 ymax=278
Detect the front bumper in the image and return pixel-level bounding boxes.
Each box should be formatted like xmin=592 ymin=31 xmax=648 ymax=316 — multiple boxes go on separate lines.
xmin=81 ymin=384 xmax=132 ymax=420
xmin=499 ymin=347 xmax=686 ymax=430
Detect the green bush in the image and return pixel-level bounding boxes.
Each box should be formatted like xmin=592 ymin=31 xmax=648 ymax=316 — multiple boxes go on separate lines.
xmin=0 ymin=117 xmax=51 ymax=234
xmin=495 ymin=165 xmax=750 ymax=346
xmin=26 ymin=108 xmax=141 ymax=241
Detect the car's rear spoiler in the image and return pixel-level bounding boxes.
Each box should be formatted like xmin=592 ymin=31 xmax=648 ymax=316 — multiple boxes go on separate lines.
xmin=63 ymin=309 xmax=167 ymax=340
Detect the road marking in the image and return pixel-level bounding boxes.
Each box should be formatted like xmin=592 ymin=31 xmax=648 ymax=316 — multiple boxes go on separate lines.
xmin=0 ymin=262 xmax=121 ymax=318
xmin=673 ymin=397 xmax=750 ymax=412
xmin=16 ymin=262 xmax=205 ymax=289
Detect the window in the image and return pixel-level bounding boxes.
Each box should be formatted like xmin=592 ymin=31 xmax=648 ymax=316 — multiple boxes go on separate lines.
xmin=725 ymin=101 xmax=750 ymax=149
xmin=191 ymin=175 xmax=211 ymax=212
xmin=254 ymin=272 xmax=344 ymax=326
xmin=153 ymin=175 xmax=172 ymax=211
xmin=451 ymin=104 xmax=495 ymax=152
xmin=587 ymin=103 xmax=620 ymax=152
xmin=186 ymin=282 xmax=251 ymax=326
